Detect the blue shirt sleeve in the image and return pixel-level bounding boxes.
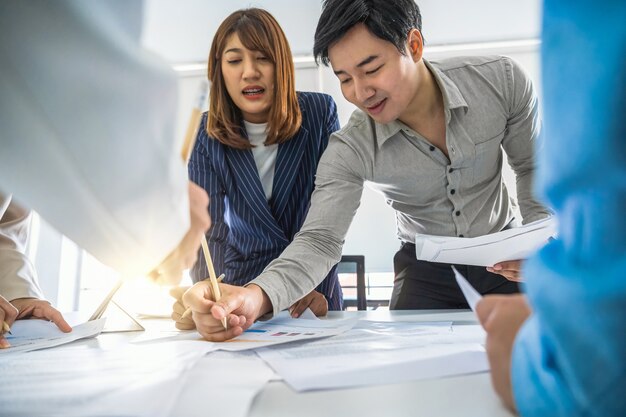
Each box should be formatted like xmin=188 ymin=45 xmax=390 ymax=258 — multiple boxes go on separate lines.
xmin=512 ymin=1 xmax=626 ymax=415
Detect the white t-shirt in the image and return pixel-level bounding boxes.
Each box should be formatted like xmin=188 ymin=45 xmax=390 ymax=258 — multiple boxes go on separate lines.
xmin=244 ymin=121 xmax=278 ymax=201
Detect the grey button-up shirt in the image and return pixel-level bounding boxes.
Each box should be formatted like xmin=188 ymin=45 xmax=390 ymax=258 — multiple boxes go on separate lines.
xmin=251 ymin=55 xmax=551 ymax=316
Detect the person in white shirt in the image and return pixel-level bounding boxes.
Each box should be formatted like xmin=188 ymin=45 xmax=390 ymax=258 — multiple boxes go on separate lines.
xmin=0 ymin=194 xmax=71 ymax=349
xmin=0 ymin=1 xmax=210 ymax=285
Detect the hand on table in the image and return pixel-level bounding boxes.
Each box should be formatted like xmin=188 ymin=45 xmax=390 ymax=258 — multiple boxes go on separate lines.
xmin=1 ymin=297 xmax=72 ymax=349
xmin=289 ymin=290 xmax=328 ymax=318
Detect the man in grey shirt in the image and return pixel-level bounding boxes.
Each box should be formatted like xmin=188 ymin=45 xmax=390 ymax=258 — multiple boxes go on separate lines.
xmin=184 ymin=0 xmax=550 ymax=340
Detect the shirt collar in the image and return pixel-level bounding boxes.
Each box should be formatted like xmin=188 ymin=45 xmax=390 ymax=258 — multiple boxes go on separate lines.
xmin=424 ymin=59 xmax=468 ymax=115
xmin=373 ymin=59 xmax=469 ymax=149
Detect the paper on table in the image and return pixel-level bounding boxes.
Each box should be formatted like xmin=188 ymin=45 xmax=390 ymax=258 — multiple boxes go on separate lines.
xmin=140 ymin=310 xmax=356 ymax=352
xmin=171 ymin=351 xmax=275 ymax=417
xmin=218 ymin=311 xmax=357 ymax=351
xmin=414 ymin=216 xmax=556 ymax=266
xmin=451 ymin=266 xmax=482 ymax=312
xmin=0 ymin=318 xmax=105 ymax=357
xmin=257 ymin=320 xmax=488 ymax=391
xmin=0 ymin=340 xmax=215 ymax=417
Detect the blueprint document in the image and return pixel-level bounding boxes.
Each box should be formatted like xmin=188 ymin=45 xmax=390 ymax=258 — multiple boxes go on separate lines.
xmin=414 ymin=216 xmax=556 ymax=266
xmin=257 ymin=320 xmax=488 ymax=391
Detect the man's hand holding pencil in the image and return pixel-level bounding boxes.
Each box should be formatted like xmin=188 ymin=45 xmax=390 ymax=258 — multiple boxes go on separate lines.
xmin=170 ymin=274 xmax=224 ymax=330
xmin=181 ymin=281 xmax=272 ymax=342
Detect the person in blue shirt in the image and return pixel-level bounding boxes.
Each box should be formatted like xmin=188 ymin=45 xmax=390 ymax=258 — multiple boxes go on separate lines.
xmin=476 ymin=1 xmax=626 ymax=415
xmin=171 ymin=9 xmax=342 ymax=327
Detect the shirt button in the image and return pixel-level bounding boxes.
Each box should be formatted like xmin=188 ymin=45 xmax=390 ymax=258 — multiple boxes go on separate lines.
xmin=450 ymin=189 xmax=456 ymax=195
xmin=455 ymin=211 xmax=461 ymax=216
xmin=448 ymin=168 xmax=454 ymax=173
xmin=429 ymin=146 xmax=435 ymax=151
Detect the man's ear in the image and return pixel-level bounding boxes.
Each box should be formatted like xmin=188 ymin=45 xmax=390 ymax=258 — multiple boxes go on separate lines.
xmin=407 ymin=28 xmax=424 ymax=61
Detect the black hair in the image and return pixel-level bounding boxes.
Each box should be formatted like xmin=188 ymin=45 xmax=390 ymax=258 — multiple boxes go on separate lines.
xmin=313 ymin=0 xmax=423 ymax=66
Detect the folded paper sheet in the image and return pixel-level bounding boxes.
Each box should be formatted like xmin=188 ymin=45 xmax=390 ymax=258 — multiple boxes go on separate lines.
xmin=414 ymin=216 xmax=556 ymax=266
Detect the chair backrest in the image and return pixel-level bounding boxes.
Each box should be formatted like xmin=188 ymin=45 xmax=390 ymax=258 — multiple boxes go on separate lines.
xmin=338 ymin=255 xmax=366 ymax=310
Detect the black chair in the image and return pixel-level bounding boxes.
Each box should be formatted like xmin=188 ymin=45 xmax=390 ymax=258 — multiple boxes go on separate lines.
xmin=338 ymin=255 xmax=367 ymax=310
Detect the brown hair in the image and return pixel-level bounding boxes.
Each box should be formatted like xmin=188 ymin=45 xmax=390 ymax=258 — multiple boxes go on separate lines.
xmin=207 ymin=8 xmax=302 ymax=149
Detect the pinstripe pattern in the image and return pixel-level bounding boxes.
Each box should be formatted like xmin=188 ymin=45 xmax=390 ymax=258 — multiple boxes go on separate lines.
xmin=189 ymin=92 xmax=343 ymax=310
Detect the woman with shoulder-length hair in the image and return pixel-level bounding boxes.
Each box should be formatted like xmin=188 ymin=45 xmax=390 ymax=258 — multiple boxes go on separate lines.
xmin=176 ymin=8 xmax=342 ymax=324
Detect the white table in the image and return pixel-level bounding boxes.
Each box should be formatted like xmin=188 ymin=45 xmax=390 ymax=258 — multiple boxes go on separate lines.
xmin=11 ymin=309 xmax=513 ymax=417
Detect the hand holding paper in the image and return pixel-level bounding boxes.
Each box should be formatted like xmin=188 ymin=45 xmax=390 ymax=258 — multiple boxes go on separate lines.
xmin=487 ymin=259 xmax=523 ymax=282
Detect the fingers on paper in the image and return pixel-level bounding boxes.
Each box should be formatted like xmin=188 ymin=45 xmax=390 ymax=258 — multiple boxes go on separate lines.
xmin=45 ymin=307 xmax=72 ymax=333
xmin=289 ymin=299 xmax=308 ymax=318
xmin=21 ymin=300 xmax=72 ymax=333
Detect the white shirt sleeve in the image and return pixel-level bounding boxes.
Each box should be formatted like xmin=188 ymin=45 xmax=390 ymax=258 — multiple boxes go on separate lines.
xmin=0 ymin=195 xmax=44 ymax=301
xmin=0 ymin=1 xmax=189 ymax=277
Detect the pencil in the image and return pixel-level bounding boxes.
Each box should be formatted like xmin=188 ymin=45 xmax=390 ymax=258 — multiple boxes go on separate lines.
xmin=2 ymin=320 xmax=11 ymax=335
xmin=180 ymin=80 xmax=227 ymax=330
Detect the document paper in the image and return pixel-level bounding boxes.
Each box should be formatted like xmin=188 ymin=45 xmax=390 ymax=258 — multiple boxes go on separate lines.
xmin=138 ymin=310 xmax=357 ymax=352
xmin=0 ymin=341 xmax=215 ymax=417
xmin=414 ymin=216 xmax=556 ymax=266
xmin=0 ymin=318 xmax=105 ymax=357
xmin=257 ymin=320 xmax=488 ymax=391
xmin=451 ymin=266 xmax=482 ymax=312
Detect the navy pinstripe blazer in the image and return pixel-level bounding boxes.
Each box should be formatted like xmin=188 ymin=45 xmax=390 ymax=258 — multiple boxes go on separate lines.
xmin=189 ymin=92 xmax=343 ymax=310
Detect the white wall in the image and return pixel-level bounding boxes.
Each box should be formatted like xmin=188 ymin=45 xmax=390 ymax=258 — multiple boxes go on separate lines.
xmin=141 ymin=0 xmax=541 ymax=62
